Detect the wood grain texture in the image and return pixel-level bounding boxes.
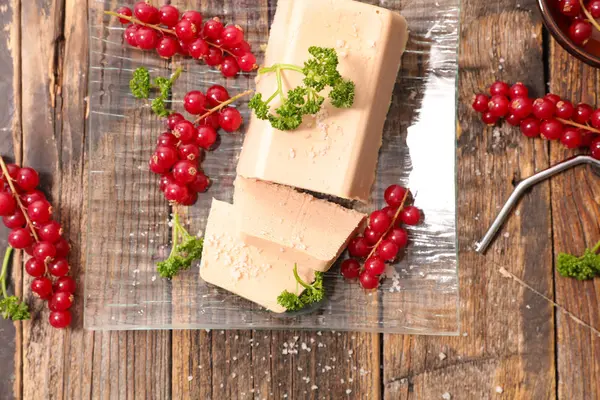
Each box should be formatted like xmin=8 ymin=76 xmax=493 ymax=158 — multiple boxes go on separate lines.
xmin=548 ymin=41 xmax=600 ymax=400
xmin=383 ymin=0 xmax=557 ymax=398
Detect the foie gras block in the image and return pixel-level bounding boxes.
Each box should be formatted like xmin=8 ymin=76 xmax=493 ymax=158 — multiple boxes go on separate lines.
xmin=233 ymin=177 xmax=366 ymax=272
xmin=237 ymin=0 xmax=409 ymax=202
xmin=200 ymin=199 xmax=316 ymax=313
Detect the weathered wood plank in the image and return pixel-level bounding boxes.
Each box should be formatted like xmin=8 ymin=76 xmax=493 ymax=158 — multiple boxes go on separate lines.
xmin=384 ymin=0 xmax=556 ymax=398
xmin=548 ymin=41 xmax=600 ymax=400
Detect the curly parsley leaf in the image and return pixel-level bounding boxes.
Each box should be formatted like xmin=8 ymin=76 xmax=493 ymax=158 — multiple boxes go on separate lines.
xmin=277 ymin=264 xmax=325 ymax=311
xmin=130 ymin=67 xmax=151 ymax=99
xmin=0 ymin=247 xmax=30 ymax=321
xmin=157 ymin=212 xmax=204 ymax=279
xmin=129 ymin=67 xmax=182 ymax=117
xmin=557 ymin=243 xmax=600 ymax=280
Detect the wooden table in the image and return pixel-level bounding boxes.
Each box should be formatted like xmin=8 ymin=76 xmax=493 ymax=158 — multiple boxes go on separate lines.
xmin=1 ymin=0 xmax=599 ymax=398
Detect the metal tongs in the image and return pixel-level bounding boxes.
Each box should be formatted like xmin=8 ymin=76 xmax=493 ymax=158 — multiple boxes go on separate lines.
xmin=475 ymin=155 xmax=600 ymax=254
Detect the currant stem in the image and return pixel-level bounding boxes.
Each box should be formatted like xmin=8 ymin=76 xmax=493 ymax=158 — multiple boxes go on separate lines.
xmin=0 ymin=156 xmax=39 ymax=242
xmin=105 ymin=12 xmax=237 ymax=57
xmin=0 ymin=247 xmax=12 ymax=299
xmin=556 ymin=117 xmax=600 ymax=134
xmin=194 ymin=89 xmax=253 ymax=123
xmin=579 ymin=0 xmax=600 ymax=35
xmin=366 ymin=190 xmax=411 ymax=260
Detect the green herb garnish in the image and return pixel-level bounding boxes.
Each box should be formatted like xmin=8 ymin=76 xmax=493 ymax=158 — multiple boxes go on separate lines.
xmin=157 ymin=212 xmax=204 ymax=279
xmin=557 ymin=240 xmax=600 ymax=280
xmin=0 ymin=247 xmax=30 ymax=321
xmin=249 ymin=46 xmax=355 ymax=131
xmin=130 ymin=66 xmax=183 ymax=117
xmin=277 ymin=264 xmax=325 ymax=311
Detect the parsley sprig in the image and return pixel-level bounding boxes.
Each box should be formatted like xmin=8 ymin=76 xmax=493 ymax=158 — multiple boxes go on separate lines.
xmin=130 ymin=66 xmax=183 ymax=117
xmin=157 ymin=211 xmax=204 ymax=279
xmin=0 ymin=247 xmax=30 ymax=321
xmin=277 ymin=264 xmax=324 ymax=311
xmin=557 ymin=239 xmax=600 ymax=280
xmin=249 ymin=46 xmax=355 ymax=131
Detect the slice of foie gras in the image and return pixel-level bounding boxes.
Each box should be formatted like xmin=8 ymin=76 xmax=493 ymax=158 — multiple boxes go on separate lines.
xmin=236 ymin=0 xmax=409 ymax=202
xmin=200 ymin=199 xmax=316 ymax=314
xmin=233 ymin=177 xmax=366 ymax=272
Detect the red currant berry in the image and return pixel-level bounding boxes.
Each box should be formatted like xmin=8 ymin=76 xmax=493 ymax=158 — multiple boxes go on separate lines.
xmin=203 ymin=18 xmax=223 ymax=40
xmin=220 ymin=56 xmax=240 ymax=78
xmin=158 ymin=5 xmax=179 ymax=27
xmin=347 ymin=236 xmax=370 ymax=258
xmin=340 ymin=259 xmax=361 ymax=279
xmin=508 ymin=83 xmax=528 ymax=99
xmin=21 ymin=190 xmax=45 ymax=206
xmin=510 ymin=96 xmax=533 ymax=119
xmin=16 ymin=167 xmax=39 ymax=191
xmin=183 ymin=90 xmax=206 ymax=115
xmin=505 ymin=113 xmax=521 ymax=127
xmin=8 ymin=228 xmax=33 ymax=249
xmin=134 ymin=26 xmax=159 ymax=50
xmin=230 ymin=41 xmax=252 ymax=57
xmin=175 ymin=18 xmax=198 ymax=42
xmin=198 ymin=113 xmax=221 ymax=130
xmin=540 ymin=119 xmax=564 ymax=140
xmin=574 ymin=103 xmax=593 ymax=124
xmin=559 ymin=0 xmax=581 ymax=16
xmin=33 ymin=241 xmax=57 ymax=263
xmin=386 ymin=227 xmax=408 ymax=248
xmin=364 ymin=256 xmax=386 ymax=275
xmin=364 ymin=227 xmax=383 ymax=245
xmin=481 ymin=111 xmax=499 ymax=126
xmin=149 ymin=158 xmax=167 ymax=175
xmin=156 ymin=132 xmax=178 ymax=147
xmin=154 ymin=145 xmax=179 ymax=170
xmin=188 ymin=38 xmax=209 ymax=59
xmin=189 ymin=172 xmax=210 ymax=193
xmin=471 ymin=94 xmax=489 ymax=113
xmin=173 ymin=120 xmax=196 ymax=143
xmin=382 ymin=206 xmax=397 ymax=220
xmin=581 ymin=130 xmax=596 ymax=147
xmin=238 ymin=53 xmax=257 ymax=72
xmin=532 ymin=98 xmax=555 ymax=120
xmin=221 ymin=25 xmax=244 ymax=47
xmin=590 ymin=0 xmax=600 ymax=18
xmin=166 ymin=113 xmax=185 ymax=130
xmin=133 ymin=1 xmax=160 ymax=24
xmin=38 ymin=221 xmax=62 ymax=243
xmin=378 ymin=240 xmax=399 ymax=261
xmin=25 ymin=258 xmax=46 ymax=277
xmin=3 ymin=209 xmax=26 ymax=229
xmin=48 ymin=258 xmax=69 ymax=277
xmin=49 ymin=310 xmax=71 ymax=328
xmin=178 ymin=144 xmax=201 ymax=162
xmin=115 ymin=6 xmax=132 ymax=24
xmin=159 ymin=174 xmax=176 ymax=192
xmin=205 ymin=47 xmax=224 ymax=66
xmin=156 ymin=36 xmax=179 ymax=58
xmin=568 ymin=20 xmax=592 ymax=45
xmin=219 ymin=107 xmax=243 ymax=132
xmin=124 ymin=24 xmax=139 ymax=47
xmin=196 ymin=125 xmax=218 ymax=149
xmin=590 ymin=109 xmax=600 ymax=129
xmin=555 ymin=100 xmax=574 ymax=119
xmin=206 ymin=85 xmax=230 ymax=108
xmin=359 ymin=271 xmax=379 ymax=290
xmin=369 ymin=210 xmax=391 ymax=233
xmin=544 ymin=93 xmax=561 ymax=105
xmin=178 ymin=40 xmax=191 ymax=56
xmin=172 ymin=160 xmax=198 ymax=184
xmin=164 ymin=183 xmax=190 ymax=204
xmin=1 ymin=163 xmax=19 ymax=183
xmin=520 ymin=118 xmax=540 ymax=138
xmin=31 ymin=277 xmax=53 ymax=299
xmin=489 ymin=81 xmax=510 ymax=97
xmin=24 ymin=245 xmax=34 ymax=256
xmin=49 ymin=292 xmax=74 ymax=311
xmin=400 ymin=206 xmax=421 ymax=225
xmin=384 ymin=185 xmax=408 ymax=207
xmin=182 ymin=10 xmax=203 ymax=28
xmin=54 ymin=276 xmax=76 ymax=294
xmin=28 ymin=200 xmax=52 ymax=223
xmin=0 ymin=192 xmax=16 ymax=216
xmin=488 ymin=95 xmax=510 ymax=117
xmin=591 ymin=138 xmax=600 ymax=159
xmin=180 ymin=191 xmax=198 ymax=206
xmin=561 ymin=128 xmax=583 ymax=149
xmin=54 ymin=238 xmax=70 ymax=258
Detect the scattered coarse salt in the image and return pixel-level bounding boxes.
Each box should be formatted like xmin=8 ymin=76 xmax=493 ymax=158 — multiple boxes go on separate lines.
xmin=496 ymin=386 xmax=503 ymax=394
xmin=348 ymin=349 xmax=353 ymax=356
xmin=367 ymin=40 xmax=376 ymax=48
xmin=339 ymin=51 xmax=348 ymax=59
xmin=289 ymin=148 xmax=296 ymax=159
xmin=336 ymin=39 xmax=346 ymax=48
xmin=311 ymin=385 xmax=318 ymax=390
xmin=188 ymin=376 xmax=193 ymax=381
xmin=346 ymin=389 xmax=352 ymax=395
xmin=442 ymin=392 xmax=451 ymax=400
xmin=503 ymin=232 xmax=510 ymax=238
xmin=439 ymin=352 xmax=447 ymax=361
xmin=151 ymin=275 xmax=156 ymax=282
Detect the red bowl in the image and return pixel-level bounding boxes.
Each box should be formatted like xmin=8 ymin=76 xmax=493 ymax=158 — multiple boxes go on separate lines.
xmin=537 ymin=0 xmax=600 ymax=67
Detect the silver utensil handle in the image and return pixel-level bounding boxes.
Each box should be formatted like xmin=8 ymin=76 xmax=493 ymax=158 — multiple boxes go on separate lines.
xmin=475 ymin=155 xmax=600 ymax=254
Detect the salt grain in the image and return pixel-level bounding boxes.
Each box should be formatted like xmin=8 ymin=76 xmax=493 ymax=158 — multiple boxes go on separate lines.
xmin=442 ymin=392 xmax=451 ymax=400
xmin=439 ymin=352 xmax=447 ymax=361
xmin=188 ymin=376 xmax=193 ymax=381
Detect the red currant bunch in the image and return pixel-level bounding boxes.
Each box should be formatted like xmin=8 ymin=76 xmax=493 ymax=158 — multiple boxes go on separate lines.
xmin=553 ymin=0 xmax=598 ymax=48
xmin=341 ymin=184 xmax=421 ymax=290
xmin=471 ymin=81 xmax=600 ymax=160
xmin=113 ymin=3 xmax=258 ymax=78
xmin=1 ymin=159 xmax=75 ymax=328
